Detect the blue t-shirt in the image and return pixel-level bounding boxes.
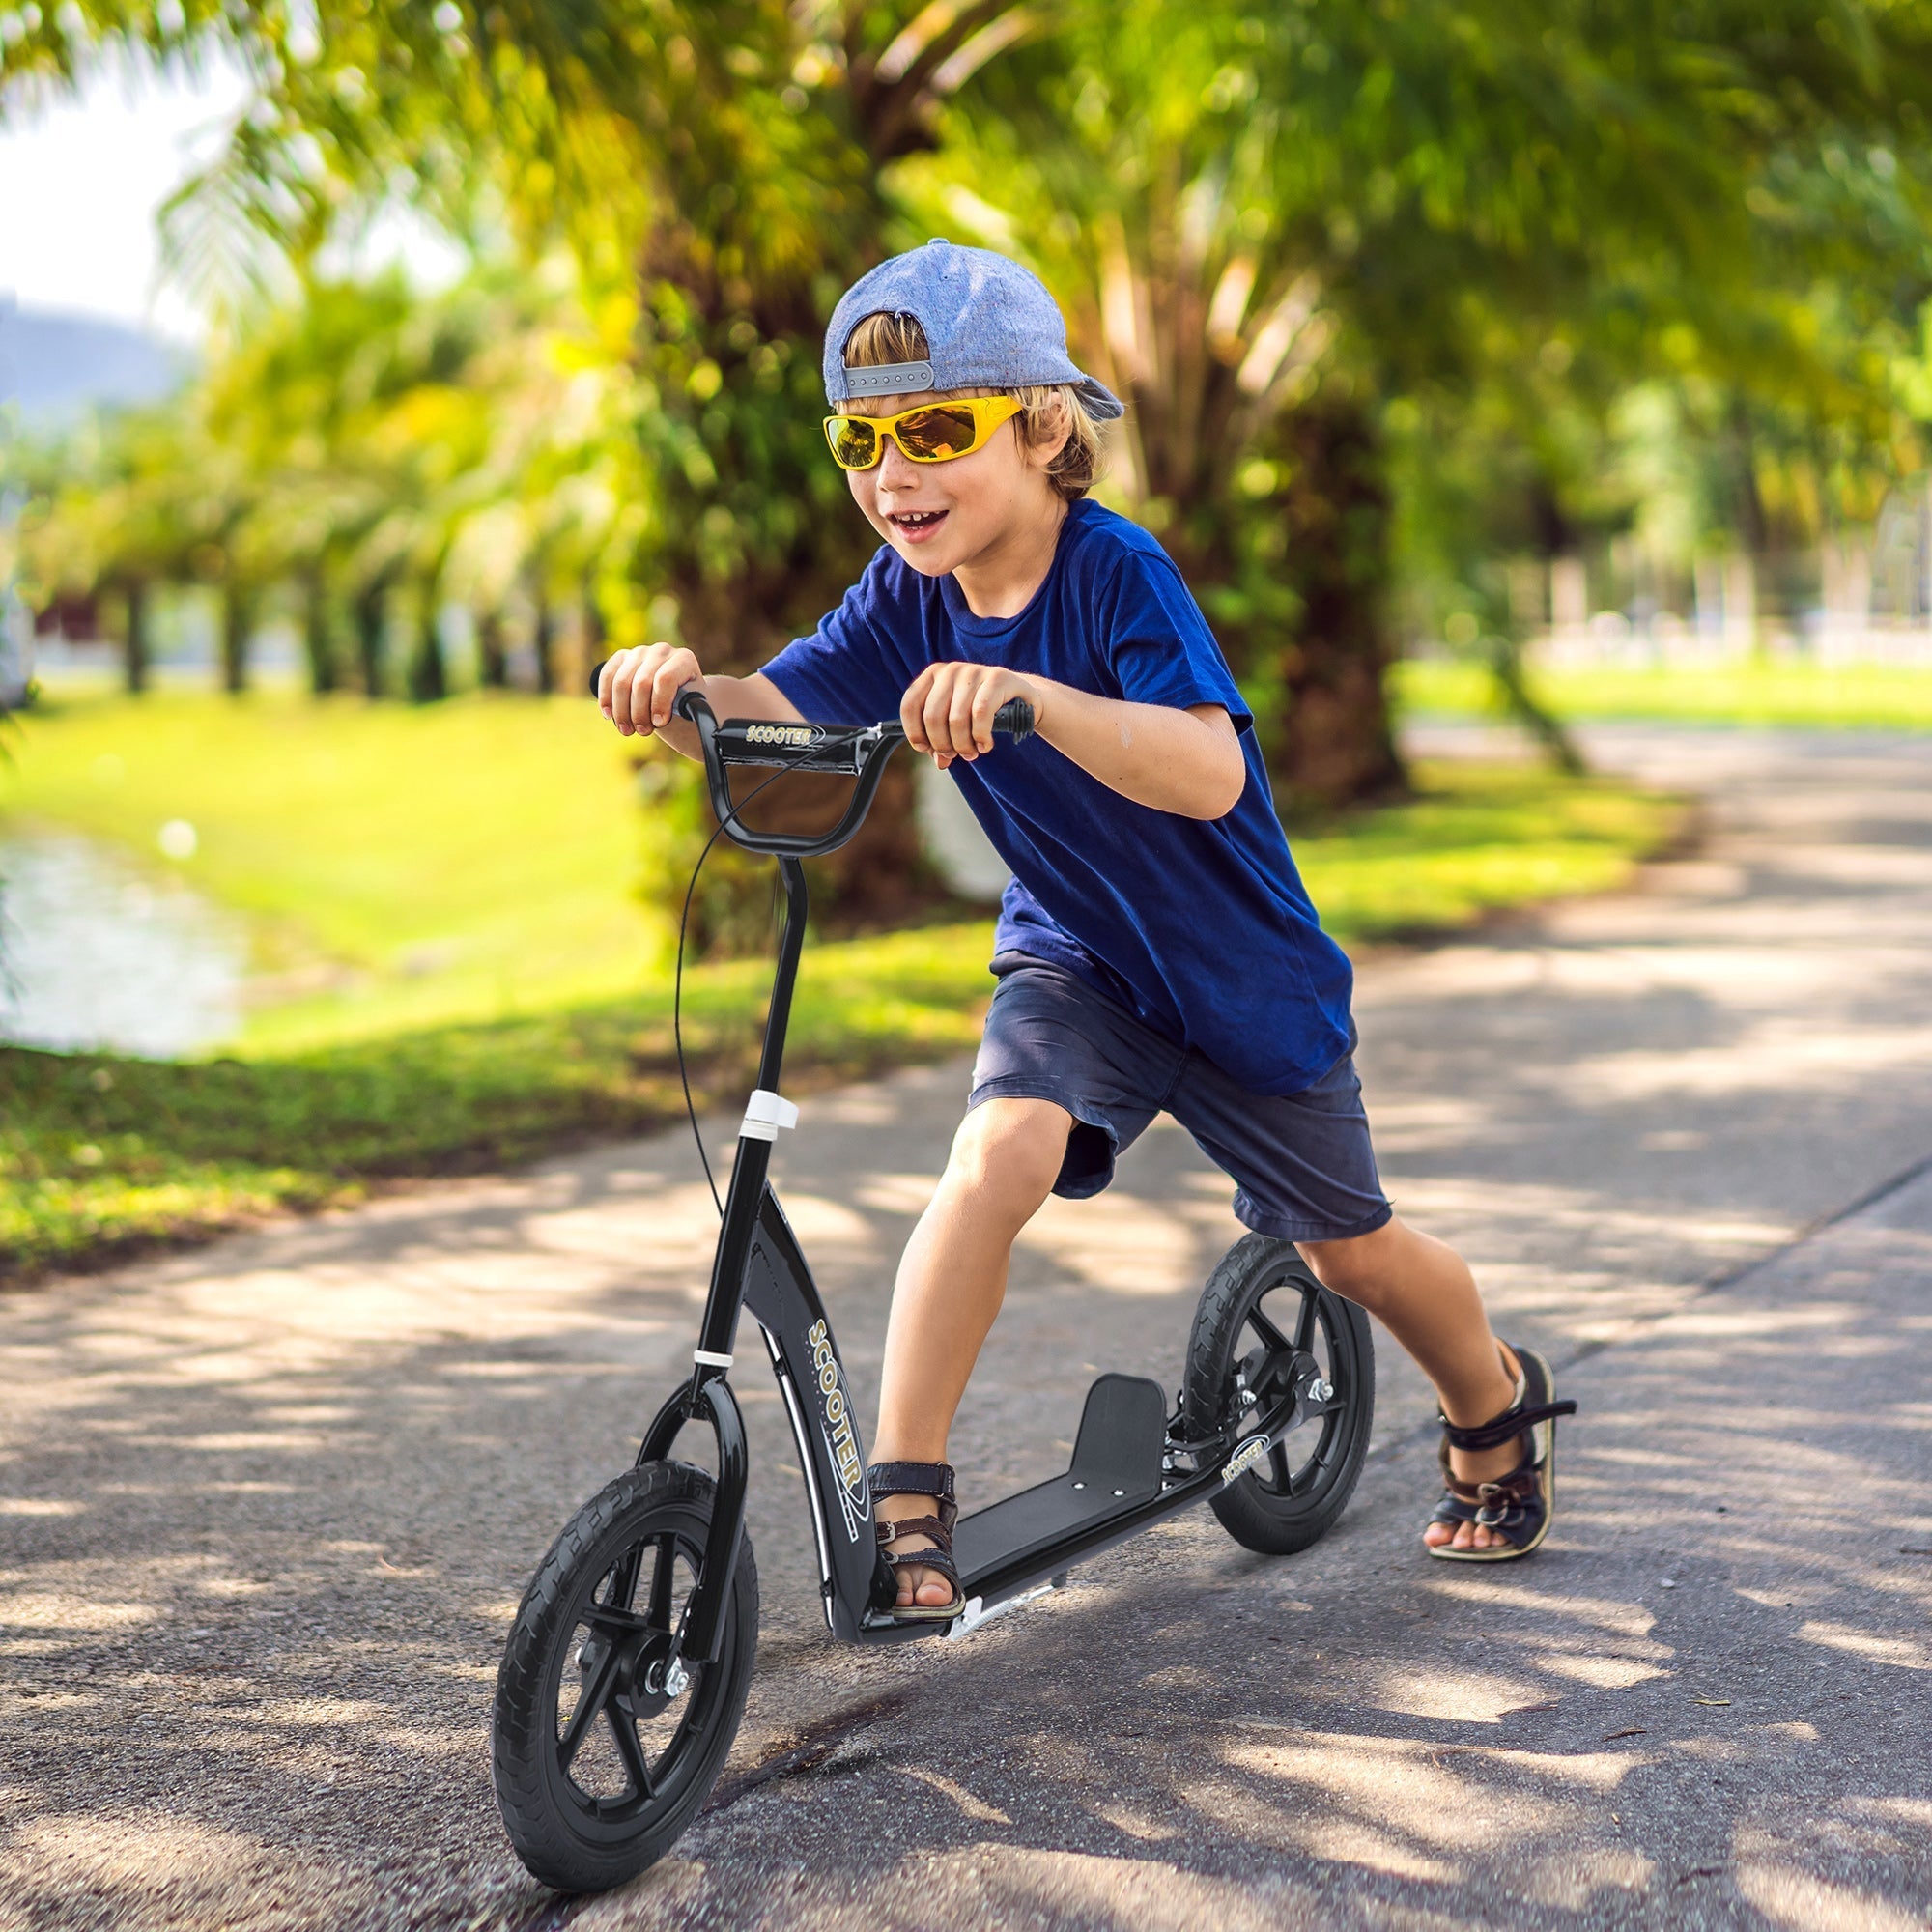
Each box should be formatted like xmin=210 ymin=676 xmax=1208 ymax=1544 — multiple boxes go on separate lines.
xmin=760 ymin=497 xmax=1354 ymax=1095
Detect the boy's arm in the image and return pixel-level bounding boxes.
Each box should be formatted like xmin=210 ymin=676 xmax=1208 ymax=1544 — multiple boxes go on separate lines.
xmin=902 ymin=662 xmax=1247 ymax=821
xmin=599 ymin=644 xmax=804 ymax=761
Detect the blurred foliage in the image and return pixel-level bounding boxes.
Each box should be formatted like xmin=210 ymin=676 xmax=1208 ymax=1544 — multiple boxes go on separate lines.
xmin=0 ymin=759 xmax=1677 ymax=1280
xmin=5 ymin=0 xmax=1932 ymax=814
xmin=10 ymin=267 xmax=645 ymax=696
xmin=897 ymin=0 xmax=1932 ymax=794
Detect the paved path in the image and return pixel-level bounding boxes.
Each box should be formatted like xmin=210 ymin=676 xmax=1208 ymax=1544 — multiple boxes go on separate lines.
xmin=3 ymin=726 xmax=1931 ymax=1931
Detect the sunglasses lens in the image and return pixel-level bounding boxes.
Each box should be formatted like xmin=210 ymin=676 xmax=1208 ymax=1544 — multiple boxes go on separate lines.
xmin=828 ymin=418 xmax=879 ymax=469
xmin=895 ymin=406 xmax=983 ymax=460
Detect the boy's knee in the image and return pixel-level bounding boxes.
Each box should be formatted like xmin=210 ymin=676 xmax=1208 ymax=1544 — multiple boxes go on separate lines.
xmin=1298 ymin=1216 xmax=1405 ymax=1305
xmin=947 ymin=1098 xmax=1068 ymax=1217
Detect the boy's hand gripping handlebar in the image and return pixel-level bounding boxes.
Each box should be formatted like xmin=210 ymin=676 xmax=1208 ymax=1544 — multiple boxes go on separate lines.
xmin=588 ymin=661 xmax=1035 ymax=860
xmin=672 ymin=687 xmax=1036 ymax=859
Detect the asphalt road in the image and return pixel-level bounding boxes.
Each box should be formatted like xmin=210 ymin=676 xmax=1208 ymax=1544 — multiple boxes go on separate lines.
xmin=3 ymin=725 xmax=1930 ymax=1931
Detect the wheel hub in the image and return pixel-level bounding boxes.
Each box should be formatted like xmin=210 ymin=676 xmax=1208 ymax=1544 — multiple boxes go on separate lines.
xmin=612 ymin=1632 xmax=683 ymax=1722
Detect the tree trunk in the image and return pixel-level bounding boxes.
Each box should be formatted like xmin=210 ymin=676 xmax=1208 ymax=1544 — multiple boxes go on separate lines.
xmin=1268 ymin=398 xmax=1406 ymax=813
xmin=477 ymin=609 xmax=508 ymax=688
xmin=303 ymin=576 xmax=337 ymax=695
xmin=355 ymin=582 xmax=387 ymax=697
xmin=220 ymin=582 xmax=252 ymax=695
xmin=582 ymin=580 xmax=607 ymax=685
xmin=406 ymin=579 xmax=447 ymax=702
xmin=531 ymin=585 xmax=557 ymax=695
xmin=123 ymin=580 xmax=150 ymax=695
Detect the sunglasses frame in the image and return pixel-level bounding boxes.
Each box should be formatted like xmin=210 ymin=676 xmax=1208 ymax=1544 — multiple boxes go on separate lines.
xmin=822 ymin=395 xmax=1025 ymax=470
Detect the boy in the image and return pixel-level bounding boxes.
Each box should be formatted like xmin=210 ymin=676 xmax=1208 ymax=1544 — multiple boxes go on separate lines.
xmin=599 ymin=241 xmax=1574 ymax=1617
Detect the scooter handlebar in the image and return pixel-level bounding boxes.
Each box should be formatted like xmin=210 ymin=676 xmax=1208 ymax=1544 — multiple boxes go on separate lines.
xmin=587 ymin=660 xmax=1035 ymax=753
xmin=664 ymin=685 xmax=1033 ymax=861
xmin=586 ymin=659 xmax=1033 ymax=860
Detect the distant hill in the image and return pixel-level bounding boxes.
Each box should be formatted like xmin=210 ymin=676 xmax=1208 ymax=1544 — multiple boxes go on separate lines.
xmin=0 ymin=304 xmax=193 ymax=425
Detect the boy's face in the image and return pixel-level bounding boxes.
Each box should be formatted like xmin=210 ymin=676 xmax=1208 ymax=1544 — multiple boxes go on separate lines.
xmin=843 ymin=389 xmax=1065 ymax=578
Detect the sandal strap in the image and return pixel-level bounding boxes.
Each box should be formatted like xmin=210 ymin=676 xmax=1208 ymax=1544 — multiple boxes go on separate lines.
xmin=867 ymin=1461 xmax=958 ymax=1531
xmin=882 ymin=1543 xmax=960 ymax=1587
xmin=867 ymin=1461 xmax=956 ymax=1502
xmin=1431 ymin=1489 xmax=1483 ymax=1526
xmin=1431 ymin=1459 xmax=1546 ymax=1543
xmin=1440 ymin=1398 xmax=1577 ymax=1453
xmin=875 ymin=1513 xmax=952 ymax=1549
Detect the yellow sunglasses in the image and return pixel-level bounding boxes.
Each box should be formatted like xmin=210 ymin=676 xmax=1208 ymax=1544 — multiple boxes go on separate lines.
xmin=823 ymin=396 xmax=1024 ymax=470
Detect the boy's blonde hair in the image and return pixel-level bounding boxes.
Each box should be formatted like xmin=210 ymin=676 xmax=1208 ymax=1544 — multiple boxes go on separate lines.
xmin=840 ymin=310 xmax=1105 ymax=500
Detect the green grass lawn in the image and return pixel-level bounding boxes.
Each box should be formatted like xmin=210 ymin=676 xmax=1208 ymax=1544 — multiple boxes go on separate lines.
xmin=1 ymin=689 xmax=664 ymax=1049
xmin=1396 ymin=656 xmax=1932 ymax=731
xmin=1 ymin=691 xmax=1680 ymax=1280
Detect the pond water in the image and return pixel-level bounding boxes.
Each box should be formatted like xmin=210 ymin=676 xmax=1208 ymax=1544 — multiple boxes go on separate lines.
xmin=0 ymin=827 xmax=245 ymax=1058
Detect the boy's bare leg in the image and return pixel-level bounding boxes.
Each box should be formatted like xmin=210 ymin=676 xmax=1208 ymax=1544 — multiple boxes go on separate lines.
xmin=870 ymin=1096 xmax=1070 ymax=1609
xmin=1296 ymin=1216 xmax=1525 ymax=1552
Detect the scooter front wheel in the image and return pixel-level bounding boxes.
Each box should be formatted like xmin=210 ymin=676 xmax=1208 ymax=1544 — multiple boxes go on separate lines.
xmin=1184 ymin=1235 xmax=1375 ymax=1554
xmin=492 ymin=1461 xmax=757 ymax=1893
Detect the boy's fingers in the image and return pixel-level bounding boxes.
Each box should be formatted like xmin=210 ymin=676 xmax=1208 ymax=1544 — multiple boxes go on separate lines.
xmin=946 ymin=679 xmax=980 ymax=760
xmin=609 ymin=658 xmax=638 ymax=733
xmin=629 ymin=654 xmax=665 ymax=733
xmin=923 ymin=678 xmax=959 ymax=757
xmin=900 ymin=670 xmax=935 ymax=752
xmin=970 ymin=681 xmax=1003 ymax=753
xmin=649 ymin=658 xmax=683 ymax=728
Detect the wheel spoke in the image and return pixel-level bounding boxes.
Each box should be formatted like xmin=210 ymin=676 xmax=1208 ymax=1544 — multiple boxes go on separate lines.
xmin=607 ymin=1545 xmax=645 ymax=1614
xmin=1268 ymin=1443 xmax=1294 ymax=1492
xmin=1292 ymin=1288 xmax=1319 ymax=1354
xmin=645 ymin=1534 xmax=677 ymax=1632
xmin=580 ymin=1602 xmax=653 ymax=1638
xmin=606 ymin=1701 xmax=656 ymax=1801
xmin=1249 ymin=1299 xmax=1293 ymax=1355
xmin=556 ymin=1640 xmax=625 ymax=1772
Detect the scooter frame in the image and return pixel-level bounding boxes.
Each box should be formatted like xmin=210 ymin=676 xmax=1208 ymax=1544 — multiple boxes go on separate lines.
xmin=641 ymin=688 xmax=1339 ymax=1671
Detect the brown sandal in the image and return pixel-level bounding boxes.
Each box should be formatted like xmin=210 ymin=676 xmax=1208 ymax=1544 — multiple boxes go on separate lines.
xmin=1427 ymin=1344 xmax=1577 ymax=1562
xmin=867 ymin=1460 xmax=966 ymax=1620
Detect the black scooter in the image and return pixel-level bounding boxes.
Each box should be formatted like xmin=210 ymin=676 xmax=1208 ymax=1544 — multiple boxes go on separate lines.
xmin=492 ymin=682 xmax=1376 ymax=1891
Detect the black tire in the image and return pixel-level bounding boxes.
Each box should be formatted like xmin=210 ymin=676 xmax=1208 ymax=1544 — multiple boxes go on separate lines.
xmin=492 ymin=1461 xmax=757 ymax=1893
xmin=1183 ymin=1235 xmax=1375 ymax=1555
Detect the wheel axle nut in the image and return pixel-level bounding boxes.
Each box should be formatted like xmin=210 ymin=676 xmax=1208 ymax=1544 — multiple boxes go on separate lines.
xmin=646 ymin=1656 xmax=691 ymax=1698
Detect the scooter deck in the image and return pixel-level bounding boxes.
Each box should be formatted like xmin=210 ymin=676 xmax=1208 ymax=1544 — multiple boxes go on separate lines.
xmin=951 ymin=1373 xmax=1169 ymax=1589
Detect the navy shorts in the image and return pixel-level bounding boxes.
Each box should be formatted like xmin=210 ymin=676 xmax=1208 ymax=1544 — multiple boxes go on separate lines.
xmin=969 ymin=960 xmax=1393 ymax=1243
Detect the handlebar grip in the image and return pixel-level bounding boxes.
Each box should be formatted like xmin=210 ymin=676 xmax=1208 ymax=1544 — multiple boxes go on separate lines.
xmin=587 ymin=659 xmax=606 ymax=697
xmin=992 ymin=697 xmax=1036 ymax=744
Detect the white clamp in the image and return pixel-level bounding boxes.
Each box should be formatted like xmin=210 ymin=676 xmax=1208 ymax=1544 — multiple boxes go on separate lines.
xmin=739 ymin=1088 xmax=800 ymax=1142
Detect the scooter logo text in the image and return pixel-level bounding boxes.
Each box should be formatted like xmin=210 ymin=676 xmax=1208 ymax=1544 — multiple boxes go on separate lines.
xmin=746 ymin=723 xmax=823 ymax=749
xmin=1222 ymin=1433 xmax=1273 ymax=1484
xmin=808 ymin=1320 xmax=869 ymax=1541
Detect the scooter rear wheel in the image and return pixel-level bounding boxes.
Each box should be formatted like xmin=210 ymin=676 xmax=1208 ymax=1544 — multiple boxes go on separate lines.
xmin=1184 ymin=1235 xmax=1375 ymax=1554
xmin=493 ymin=1460 xmax=757 ymax=1893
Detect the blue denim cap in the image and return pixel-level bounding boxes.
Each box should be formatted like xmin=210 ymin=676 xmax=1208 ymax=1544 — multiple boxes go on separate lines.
xmin=823 ymin=240 xmax=1124 ymax=420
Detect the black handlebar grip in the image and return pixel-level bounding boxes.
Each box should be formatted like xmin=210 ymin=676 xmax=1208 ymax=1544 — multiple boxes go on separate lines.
xmin=993 ymin=697 xmax=1036 ymax=744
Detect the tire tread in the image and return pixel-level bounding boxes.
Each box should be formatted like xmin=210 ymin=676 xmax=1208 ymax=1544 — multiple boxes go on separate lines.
xmin=492 ymin=1460 xmax=756 ymax=1892
xmin=1183 ymin=1234 xmax=1375 ymax=1555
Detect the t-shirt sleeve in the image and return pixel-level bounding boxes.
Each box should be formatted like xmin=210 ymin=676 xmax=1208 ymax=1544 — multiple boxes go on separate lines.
xmin=1101 ymin=547 xmax=1254 ymax=732
xmin=759 ymin=550 xmax=910 ymax=726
